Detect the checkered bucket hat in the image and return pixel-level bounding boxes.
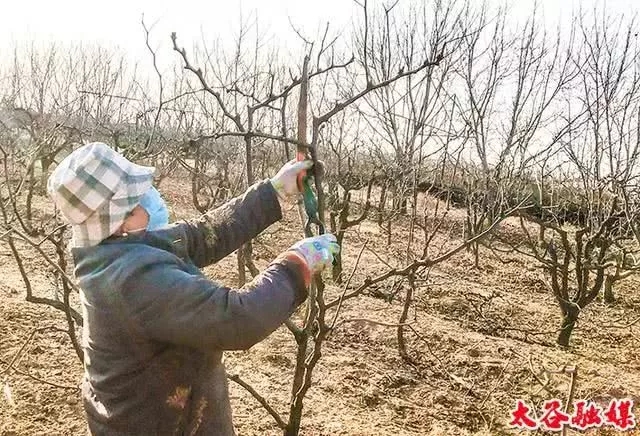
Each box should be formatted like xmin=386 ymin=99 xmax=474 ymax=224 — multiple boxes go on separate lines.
xmin=47 ymin=142 xmax=155 ymax=248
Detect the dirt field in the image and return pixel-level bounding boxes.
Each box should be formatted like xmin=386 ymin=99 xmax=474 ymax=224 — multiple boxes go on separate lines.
xmin=2 ymin=177 xmax=640 ymax=436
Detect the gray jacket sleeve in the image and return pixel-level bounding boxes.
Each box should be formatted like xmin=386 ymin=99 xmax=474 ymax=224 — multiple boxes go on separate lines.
xmin=116 ymin=180 xmax=307 ymax=351
xmin=178 ymin=180 xmax=283 ymax=268
xmin=120 ymin=254 xmax=307 ymax=351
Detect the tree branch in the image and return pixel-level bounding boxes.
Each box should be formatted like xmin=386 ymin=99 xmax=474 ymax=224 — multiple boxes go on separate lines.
xmin=227 ymin=373 xmax=286 ymax=429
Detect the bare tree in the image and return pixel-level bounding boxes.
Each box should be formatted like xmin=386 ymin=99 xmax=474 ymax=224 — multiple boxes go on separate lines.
xmin=454 ymin=3 xmax=579 ymax=267
xmin=497 ymin=9 xmax=640 ymax=346
xmin=169 ymin=1 xmax=459 ymax=432
xmin=171 ymin=11 xmax=356 ymax=284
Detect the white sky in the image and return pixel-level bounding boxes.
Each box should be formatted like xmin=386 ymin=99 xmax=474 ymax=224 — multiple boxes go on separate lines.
xmin=0 ymin=0 xmax=357 ymax=57
xmin=0 ymin=0 xmax=637 ymax=163
xmin=1 ymin=0 xmax=637 ymax=51
xmin=0 ymin=0 xmax=637 ymax=83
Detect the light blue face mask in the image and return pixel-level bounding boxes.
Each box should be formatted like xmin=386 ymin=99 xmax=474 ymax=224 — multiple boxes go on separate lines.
xmin=138 ymin=186 xmax=170 ymax=231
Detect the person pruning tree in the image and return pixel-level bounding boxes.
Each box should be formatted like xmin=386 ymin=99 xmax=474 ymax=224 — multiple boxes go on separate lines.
xmin=46 ymin=142 xmax=339 ymax=436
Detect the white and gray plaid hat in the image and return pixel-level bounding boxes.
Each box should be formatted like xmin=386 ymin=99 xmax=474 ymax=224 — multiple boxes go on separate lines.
xmin=47 ymin=142 xmax=155 ymax=248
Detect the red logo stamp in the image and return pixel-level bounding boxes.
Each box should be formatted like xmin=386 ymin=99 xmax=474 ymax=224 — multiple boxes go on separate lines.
xmin=509 ymin=399 xmax=636 ymax=432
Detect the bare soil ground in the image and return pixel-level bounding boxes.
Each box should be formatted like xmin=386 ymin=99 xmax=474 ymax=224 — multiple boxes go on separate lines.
xmin=2 ymin=176 xmax=640 ymax=435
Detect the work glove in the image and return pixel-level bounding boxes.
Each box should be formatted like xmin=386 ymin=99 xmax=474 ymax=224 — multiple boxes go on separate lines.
xmin=270 ymin=159 xmax=325 ymax=199
xmin=289 ymin=233 xmax=340 ymax=275
xmin=270 ymin=160 xmax=313 ymax=200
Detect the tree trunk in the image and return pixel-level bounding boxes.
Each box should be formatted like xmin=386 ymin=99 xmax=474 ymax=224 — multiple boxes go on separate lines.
xmin=473 ymin=242 xmax=480 ymax=269
xmin=377 ymin=182 xmax=387 ymax=226
xmin=331 ymin=198 xmax=350 ymax=283
xmin=244 ymin=241 xmax=259 ymax=277
xmin=392 ymin=183 xmax=407 ymax=216
xmin=603 ymin=276 xmax=615 ymax=305
xmin=557 ymin=302 xmax=580 ymax=347
xmin=237 ymin=249 xmax=246 ymax=287
xmin=285 ymin=331 xmax=307 ymax=436
xmin=332 ymin=245 xmax=343 ymax=284
xmin=284 ymin=420 xmax=300 ymax=436
xmin=24 ymin=165 xmax=36 ymax=234
xmin=239 ymin=112 xmax=256 ymax=282
xmin=398 ymin=276 xmax=415 ymax=363
xmin=386 ymin=218 xmax=392 ymax=246
xmin=53 ymin=229 xmax=84 ymax=363
xmin=40 ymin=157 xmax=52 ymax=194
xmin=538 ymin=225 xmax=545 ymax=245
xmin=190 ymin=145 xmax=210 ymax=214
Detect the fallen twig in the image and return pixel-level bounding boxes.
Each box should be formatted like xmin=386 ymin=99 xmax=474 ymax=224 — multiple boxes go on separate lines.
xmin=0 ymin=326 xmax=68 ymax=376
xmin=562 ymin=366 xmax=578 ymax=436
xmin=407 ymin=325 xmax=473 ymax=390
xmin=0 ymin=357 xmax=79 ymax=391
xmin=227 ymin=373 xmax=286 ymax=429
xmin=332 ymin=317 xmax=415 ymax=330
xmin=601 ymin=315 xmax=640 ymax=329
xmin=478 ymin=356 xmax=512 ymax=410
xmin=526 ymin=355 xmax=560 ymax=396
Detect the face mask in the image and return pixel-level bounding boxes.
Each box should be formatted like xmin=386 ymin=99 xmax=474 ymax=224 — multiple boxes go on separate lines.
xmin=138 ymin=186 xmax=169 ymax=231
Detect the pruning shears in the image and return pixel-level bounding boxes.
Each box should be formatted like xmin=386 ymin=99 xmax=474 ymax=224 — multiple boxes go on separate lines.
xmin=296 ymin=150 xmax=325 ymax=237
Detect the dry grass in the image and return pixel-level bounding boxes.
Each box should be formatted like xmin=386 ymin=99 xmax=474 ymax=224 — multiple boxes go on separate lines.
xmin=2 ymin=176 xmax=640 ymax=435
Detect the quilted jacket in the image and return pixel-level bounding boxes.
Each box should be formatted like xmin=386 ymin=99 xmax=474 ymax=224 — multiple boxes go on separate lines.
xmin=72 ymin=181 xmax=307 ymax=435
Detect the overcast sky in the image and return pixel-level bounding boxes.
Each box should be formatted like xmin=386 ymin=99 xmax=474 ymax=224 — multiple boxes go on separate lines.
xmin=0 ymin=0 xmax=637 ymax=161
xmin=0 ymin=0 xmax=637 ymax=79
xmin=0 ymin=0 xmax=356 ymax=56
xmin=1 ymin=0 xmax=637 ymax=50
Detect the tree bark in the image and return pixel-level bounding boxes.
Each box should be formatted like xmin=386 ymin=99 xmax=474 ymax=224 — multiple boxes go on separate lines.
xmin=332 ymin=246 xmax=343 ymax=283
xmin=603 ymin=275 xmax=615 ymax=305
xmin=398 ymin=276 xmax=415 ymax=363
xmin=237 ymin=248 xmax=246 ymax=287
xmin=557 ymin=302 xmax=580 ymax=347
xmin=377 ymin=182 xmax=387 ymax=226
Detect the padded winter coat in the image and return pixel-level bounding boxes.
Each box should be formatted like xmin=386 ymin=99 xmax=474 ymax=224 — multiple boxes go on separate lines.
xmin=72 ymin=181 xmax=308 ymax=435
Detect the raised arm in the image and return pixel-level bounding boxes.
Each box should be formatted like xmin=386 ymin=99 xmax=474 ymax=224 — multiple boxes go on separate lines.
xmin=175 ymin=160 xmax=316 ymax=268
xmin=120 ymin=250 xmax=310 ymax=351
xmin=180 ymin=180 xmax=282 ymax=268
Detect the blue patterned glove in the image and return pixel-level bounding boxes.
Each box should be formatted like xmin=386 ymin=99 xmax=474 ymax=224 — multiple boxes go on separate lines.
xmin=289 ymin=234 xmax=340 ymax=274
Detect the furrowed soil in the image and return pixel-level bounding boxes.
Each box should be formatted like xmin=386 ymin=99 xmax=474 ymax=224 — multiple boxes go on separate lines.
xmin=2 ymin=176 xmax=640 ymax=436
